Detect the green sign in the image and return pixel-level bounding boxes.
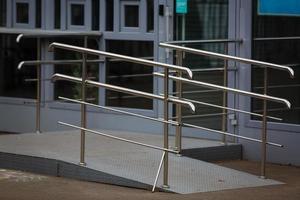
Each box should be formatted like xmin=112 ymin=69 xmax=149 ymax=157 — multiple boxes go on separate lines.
xmin=176 ymin=0 xmax=188 ymax=14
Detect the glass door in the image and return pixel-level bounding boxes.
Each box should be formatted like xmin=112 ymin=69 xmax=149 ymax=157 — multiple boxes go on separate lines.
xmin=251 ymin=0 xmax=300 ymax=130
xmin=174 ymin=0 xmax=233 ymax=137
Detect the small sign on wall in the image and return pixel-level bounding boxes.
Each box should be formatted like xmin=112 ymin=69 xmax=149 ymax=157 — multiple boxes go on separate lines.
xmin=258 ymin=0 xmax=300 ymax=16
xmin=176 ymin=0 xmax=188 ymax=14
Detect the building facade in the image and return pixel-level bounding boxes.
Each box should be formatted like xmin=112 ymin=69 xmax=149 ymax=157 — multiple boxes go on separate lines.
xmin=0 ymin=0 xmax=299 ymax=165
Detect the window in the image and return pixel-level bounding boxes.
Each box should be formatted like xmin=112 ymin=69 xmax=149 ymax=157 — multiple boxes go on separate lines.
xmin=147 ymin=0 xmax=154 ymax=32
xmin=251 ymin=1 xmax=300 ymax=125
xmin=91 ymin=0 xmax=99 ymax=30
xmin=0 ymin=34 xmax=37 ymax=99
xmin=106 ymin=40 xmax=153 ymax=109
xmin=16 ymin=2 xmax=29 ymax=24
xmin=71 ymin=4 xmax=84 ymax=26
xmin=105 ymin=0 xmax=114 ymax=31
xmin=53 ymin=38 xmax=99 ymax=104
xmin=0 ymin=0 xmax=6 ymax=27
xmin=124 ymin=5 xmax=139 ymax=27
xmin=174 ymin=0 xmax=228 ymax=130
xmin=35 ymin=0 xmax=41 ymax=28
xmin=54 ymin=0 xmax=61 ymax=29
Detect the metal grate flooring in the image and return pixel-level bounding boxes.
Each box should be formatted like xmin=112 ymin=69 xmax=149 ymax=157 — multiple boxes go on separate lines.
xmin=0 ymin=130 xmax=282 ymax=194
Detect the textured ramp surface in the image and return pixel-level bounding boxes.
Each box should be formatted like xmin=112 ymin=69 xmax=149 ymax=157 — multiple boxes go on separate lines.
xmin=0 ymin=130 xmax=282 ymax=194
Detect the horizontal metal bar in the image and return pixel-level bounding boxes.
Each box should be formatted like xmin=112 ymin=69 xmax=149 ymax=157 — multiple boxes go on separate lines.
xmin=58 ymin=121 xmax=179 ymax=154
xmin=59 ymin=96 xmax=178 ymax=126
xmin=168 ymin=67 xmax=237 ymax=74
xmin=181 ymin=113 xmax=226 ymax=119
xmin=253 ymin=36 xmax=300 ymax=41
xmin=49 ymin=42 xmax=193 ymax=78
xmin=166 ymin=39 xmax=243 ymax=45
xmin=171 ymin=89 xmax=220 ymax=95
xmin=109 ymin=56 xmax=154 ymax=62
xmin=159 ymin=43 xmax=294 ymax=78
xmin=179 ymin=97 xmax=282 ymax=121
xmin=14 ymin=30 xmax=102 ymax=42
xmin=183 ymin=122 xmax=283 ymax=148
xmin=25 ymin=78 xmax=52 ymax=82
xmin=18 ymin=59 xmax=104 ymax=70
xmin=154 ymin=72 xmax=291 ymax=109
xmin=253 ymin=106 xmax=300 ymax=113
xmin=254 ymin=84 xmax=300 ymax=90
xmin=191 ymin=68 xmax=225 ymax=72
xmin=108 ymin=73 xmax=153 ymax=79
xmin=52 ymin=73 xmax=196 ymax=112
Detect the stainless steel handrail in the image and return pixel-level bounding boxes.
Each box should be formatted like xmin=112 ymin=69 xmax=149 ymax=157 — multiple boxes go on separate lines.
xmin=58 ymin=97 xmax=283 ymax=148
xmin=179 ymin=97 xmax=282 ymax=121
xmin=160 ymin=43 xmax=294 ymax=77
xmin=166 ymin=39 xmax=243 ymax=45
xmin=182 ymin=122 xmax=283 ymax=148
xmin=48 ymin=42 xmax=197 ymax=188
xmin=160 ymin=41 xmax=295 ymax=179
xmin=52 ymin=74 xmax=196 ymax=112
xmin=154 ymin=72 xmax=291 ymax=108
xmin=59 ymin=97 xmax=178 ymax=126
xmin=18 ymin=59 xmax=104 ymax=69
xmin=59 ymin=121 xmax=178 ymax=154
xmin=58 ymin=121 xmax=176 ymax=192
xmin=49 ymin=42 xmax=193 ymax=79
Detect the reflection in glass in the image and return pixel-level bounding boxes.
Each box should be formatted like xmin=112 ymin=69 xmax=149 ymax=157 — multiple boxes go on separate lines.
xmin=0 ymin=34 xmax=37 ymax=99
xmin=71 ymin=4 xmax=84 ymax=26
xmin=124 ymin=5 xmax=139 ymax=27
xmin=174 ymin=0 xmax=228 ymax=130
xmin=0 ymin=0 xmax=6 ymax=27
xmin=53 ymin=38 xmax=99 ymax=104
xmin=16 ymin=3 xmax=29 ymax=24
xmin=106 ymin=40 xmax=153 ymax=109
xmin=252 ymin=1 xmax=300 ymax=124
xmin=106 ymin=0 xmax=114 ymax=31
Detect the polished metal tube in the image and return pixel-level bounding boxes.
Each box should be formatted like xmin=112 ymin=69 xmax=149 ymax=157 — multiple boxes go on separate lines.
xmin=179 ymin=97 xmax=282 ymax=121
xmin=163 ymin=67 xmax=169 ymax=188
xmin=49 ymin=42 xmax=193 ymax=78
xmin=175 ymin=51 xmax=183 ymax=153
xmin=58 ymin=122 xmax=178 ymax=154
xmin=79 ymin=37 xmax=87 ymax=166
xmin=222 ymin=45 xmax=228 ymax=144
xmin=154 ymin=73 xmax=291 ymax=108
xmin=36 ymin=38 xmax=41 ymax=134
xmin=183 ymin=122 xmax=283 ymax=148
xmin=51 ymin=73 xmax=196 ymax=112
xmin=166 ymin=39 xmax=243 ymax=45
xmin=18 ymin=59 xmax=104 ymax=69
xmin=261 ymin=68 xmax=268 ymax=178
xmin=59 ymin=97 xmax=179 ymax=126
xmin=152 ymin=151 xmax=166 ymax=192
xmin=159 ymin=43 xmax=294 ymax=78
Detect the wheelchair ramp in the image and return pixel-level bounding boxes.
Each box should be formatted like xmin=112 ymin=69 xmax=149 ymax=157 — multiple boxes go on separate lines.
xmin=0 ymin=130 xmax=282 ymax=194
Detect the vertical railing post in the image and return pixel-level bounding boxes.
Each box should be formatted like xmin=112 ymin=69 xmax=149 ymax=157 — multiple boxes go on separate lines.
xmin=261 ymin=67 xmax=268 ymax=178
xmin=175 ymin=50 xmax=183 ymax=153
xmin=222 ymin=44 xmax=228 ymax=143
xmin=163 ymin=66 xmax=169 ymax=188
xmin=36 ymin=38 xmax=41 ymax=134
xmin=79 ymin=36 xmax=88 ymax=166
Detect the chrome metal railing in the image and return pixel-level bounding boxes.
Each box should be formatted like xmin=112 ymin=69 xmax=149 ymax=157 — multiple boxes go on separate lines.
xmin=48 ymin=42 xmax=196 ymax=190
xmin=160 ymin=41 xmax=294 ymax=178
xmin=17 ymin=40 xmax=294 ymax=191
